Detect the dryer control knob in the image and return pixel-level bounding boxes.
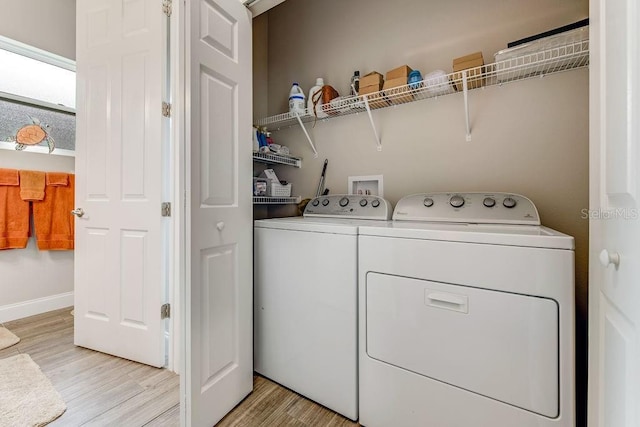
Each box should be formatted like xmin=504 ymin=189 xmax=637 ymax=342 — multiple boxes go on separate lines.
xmin=423 ymin=197 xmax=434 ymax=207
xmin=483 ymin=197 xmax=496 ymax=207
xmin=322 ymin=198 xmax=330 ymax=206
xmin=371 ymin=199 xmax=380 ymax=208
xmin=339 ymin=197 xmax=350 ymax=207
xmin=360 ymin=199 xmax=368 ymax=207
xmin=311 ymin=199 xmax=320 ymax=207
xmin=503 ymin=197 xmax=517 ymax=208
xmin=449 ymin=195 xmax=465 ymax=208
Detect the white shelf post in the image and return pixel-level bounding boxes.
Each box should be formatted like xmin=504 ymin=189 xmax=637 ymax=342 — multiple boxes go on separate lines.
xmin=294 ymin=113 xmax=318 ymax=158
xmin=363 ymin=95 xmax=383 ymax=151
xmin=462 ymin=70 xmax=471 ymax=142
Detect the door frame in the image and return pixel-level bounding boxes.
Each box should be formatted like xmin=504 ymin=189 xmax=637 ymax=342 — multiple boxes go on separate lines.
xmin=169 ymin=0 xmax=185 ymax=377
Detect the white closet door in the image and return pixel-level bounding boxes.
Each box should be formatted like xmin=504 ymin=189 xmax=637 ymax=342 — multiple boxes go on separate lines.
xmin=75 ymin=0 xmax=167 ymax=367
xmin=185 ymin=0 xmax=253 ymax=425
xmin=589 ymin=0 xmax=640 ymax=426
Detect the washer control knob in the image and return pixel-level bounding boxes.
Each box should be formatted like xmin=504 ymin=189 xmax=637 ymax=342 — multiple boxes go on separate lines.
xmin=503 ymin=197 xmax=517 ymax=208
xmin=483 ymin=197 xmax=496 ymax=208
xmin=360 ymin=199 xmax=368 ymax=207
xmin=423 ymin=197 xmax=434 ymax=207
xmin=449 ymin=195 xmax=465 ymax=208
xmin=371 ymin=199 xmax=380 ymax=208
xmin=339 ymin=197 xmax=350 ymax=207
xmin=311 ymin=199 xmax=320 ymax=207
xmin=322 ymin=198 xmax=330 ymax=206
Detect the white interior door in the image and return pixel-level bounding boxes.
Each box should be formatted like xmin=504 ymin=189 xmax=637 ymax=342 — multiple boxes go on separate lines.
xmin=589 ymin=0 xmax=640 ymax=425
xmin=184 ymin=0 xmax=253 ymax=425
xmin=75 ymin=0 xmax=168 ymax=367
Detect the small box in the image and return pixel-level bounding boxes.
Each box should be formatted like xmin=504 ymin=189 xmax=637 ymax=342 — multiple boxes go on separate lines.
xmin=360 ymin=83 xmax=383 ymax=95
xmin=360 ymin=84 xmax=388 ymax=109
xmin=452 ymin=52 xmax=485 ymax=91
xmin=383 ymin=77 xmax=413 ymax=104
xmin=386 ymin=65 xmax=413 ymax=80
xmin=360 ymin=71 xmax=383 ymax=88
xmin=453 ymin=51 xmax=483 ymax=67
xmin=253 ymin=177 xmax=267 ymax=196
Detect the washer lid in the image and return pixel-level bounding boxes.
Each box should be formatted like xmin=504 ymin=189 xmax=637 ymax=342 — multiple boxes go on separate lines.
xmin=359 ymin=221 xmax=574 ymax=250
xmin=254 ymin=216 xmax=389 ymax=235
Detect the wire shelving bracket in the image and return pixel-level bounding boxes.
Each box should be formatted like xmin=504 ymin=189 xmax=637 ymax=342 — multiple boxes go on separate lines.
xmin=363 ymin=95 xmax=383 ymax=151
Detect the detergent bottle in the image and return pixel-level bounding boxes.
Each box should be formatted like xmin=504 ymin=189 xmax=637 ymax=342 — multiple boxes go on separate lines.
xmin=288 ymin=83 xmax=306 ymax=115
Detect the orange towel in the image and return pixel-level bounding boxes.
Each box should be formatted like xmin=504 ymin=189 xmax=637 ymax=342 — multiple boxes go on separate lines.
xmin=0 ymin=169 xmax=19 ymax=185
xmin=46 ymin=172 xmax=69 ymax=186
xmin=19 ymin=170 xmax=46 ymax=201
xmin=0 ymin=168 xmax=30 ymax=249
xmin=33 ymin=174 xmax=75 ymax=250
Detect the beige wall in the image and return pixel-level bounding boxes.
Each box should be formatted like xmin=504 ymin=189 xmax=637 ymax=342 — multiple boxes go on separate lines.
xmin=0 ymin=0 xmax=76 ymax=59
xmin=257 ymin=0 xmax=589 ymax=423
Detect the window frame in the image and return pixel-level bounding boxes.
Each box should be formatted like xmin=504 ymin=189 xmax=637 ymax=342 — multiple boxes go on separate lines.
xmin=0 ymin=36 xmax=76 ymax=156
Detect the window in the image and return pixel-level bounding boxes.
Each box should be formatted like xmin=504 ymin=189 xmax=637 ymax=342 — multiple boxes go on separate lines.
xmin=0 ymin=36 xmax=76 ymax=154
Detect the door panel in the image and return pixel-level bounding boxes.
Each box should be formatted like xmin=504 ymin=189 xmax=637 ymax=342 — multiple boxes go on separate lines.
xmin=200 ymin=68 xmax=236 ymax=205
xmin=603 ymin=0 xmax=637 ymax=203
xmin=75 ymin=0 xmax=166 ymax=367
xmin=186 ymin=0 xmax=253 ymax=425
xmin=589 ymin=0 xmax=640 ymax=426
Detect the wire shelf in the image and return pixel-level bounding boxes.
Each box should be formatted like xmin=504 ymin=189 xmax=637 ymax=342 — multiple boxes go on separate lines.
xmin=255 ymin=40 xmax=589 ymax=131
xmin=252 ymin=151 xmax=302 ymax=167
xmin=253 ymin=196 xmax=301 ymax=205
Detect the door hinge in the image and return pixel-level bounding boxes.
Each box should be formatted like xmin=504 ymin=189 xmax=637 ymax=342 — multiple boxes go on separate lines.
xmin=162 ymin=0 xmax=172 ymax=17
xmin=161 ymin=202 xmax=171 ymax=217
xmin=162 ymin=102 xmax=171 ymax=117
xmin=161 ymin=303 xmax=171 ymax=319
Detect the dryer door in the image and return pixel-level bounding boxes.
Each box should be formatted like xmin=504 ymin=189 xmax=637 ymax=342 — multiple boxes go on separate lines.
xmin=365 ymin=273 xmax=559 ymax=418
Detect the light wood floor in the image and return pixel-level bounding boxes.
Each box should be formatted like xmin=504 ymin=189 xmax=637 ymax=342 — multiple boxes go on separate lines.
xmin=0 ymin=308 xmax=360 ymax=426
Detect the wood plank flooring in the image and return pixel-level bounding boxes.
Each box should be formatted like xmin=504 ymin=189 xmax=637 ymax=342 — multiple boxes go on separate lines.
xmin=0 ymin=307 xmax=179 ymax=426
xmin=0 ymin=308 xmax=360 ymax=426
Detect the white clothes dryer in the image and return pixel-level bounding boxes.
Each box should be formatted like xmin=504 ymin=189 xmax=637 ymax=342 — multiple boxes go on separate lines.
xmin=254 ymin=194 xmax=392 ymax=421
xmin=358 ymin=192 xmax=575 ymax=427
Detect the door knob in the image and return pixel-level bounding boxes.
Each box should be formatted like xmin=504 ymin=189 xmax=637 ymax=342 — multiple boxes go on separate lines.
xmin=599 ymin=249 xmax=620 ymax=268
xmin=216 ymin=222 xmax=225 ymax=231
xmin=71 ymin=208 xmax=85 ymax=218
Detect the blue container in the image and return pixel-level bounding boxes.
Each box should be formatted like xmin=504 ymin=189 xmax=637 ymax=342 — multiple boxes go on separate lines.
xmin=408 ymin=70 xmax=423 ymax=89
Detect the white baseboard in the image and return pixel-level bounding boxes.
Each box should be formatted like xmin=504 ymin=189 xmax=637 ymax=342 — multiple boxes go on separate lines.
xmin=0 ymin=292 xmax=74 ymax=323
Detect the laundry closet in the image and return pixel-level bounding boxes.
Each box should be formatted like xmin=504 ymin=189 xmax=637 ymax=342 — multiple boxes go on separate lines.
xmin=252 ymin=0 xmax=589 ymax=425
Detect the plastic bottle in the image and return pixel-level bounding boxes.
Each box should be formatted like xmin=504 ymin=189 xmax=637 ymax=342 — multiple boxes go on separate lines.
xmin=307 ymin=77 xmax=327 ymax=118
xmin=350 ymin=71 xmax=360 ymax=96
xmin=288 ymin=83 xmax=306 ymax=116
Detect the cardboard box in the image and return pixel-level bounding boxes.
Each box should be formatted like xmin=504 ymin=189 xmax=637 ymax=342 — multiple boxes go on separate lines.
xmin=453 ymin=57 xmax=484 ymax=72
xmin=360 ymin=71 xmax=383 ymax=88
xmin=386 ymin=65 xmax=413 ymax=80
xmin=360 ymin=84 xmax=388 ymax=109
xmin=383 ymin=77 xmax=413 ymax=104
xmin=452 ymin=52 xmax=485 ymax=91
xmin=453 ymin=51 xmax=483 ymax=67
xmin=360 ymin=84 xmax=383 ymax=95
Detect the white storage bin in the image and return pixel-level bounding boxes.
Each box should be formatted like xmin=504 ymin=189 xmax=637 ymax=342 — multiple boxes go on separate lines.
xmin=267 ymin=181 xmax=292 ymax=197
xmin=494 ymin=26 xmax=588 ymax=82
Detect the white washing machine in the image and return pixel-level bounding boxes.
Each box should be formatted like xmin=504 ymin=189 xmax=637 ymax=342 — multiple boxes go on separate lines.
xmin=358 ymin=192 xmax=575 ymax=427
xmin=254 ymin=194 xmax=392 ymax=421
